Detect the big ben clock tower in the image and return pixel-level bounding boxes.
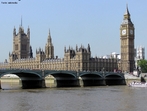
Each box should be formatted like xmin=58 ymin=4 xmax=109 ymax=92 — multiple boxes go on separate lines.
xmin=120 ymin=5 xmax=135 ymax=73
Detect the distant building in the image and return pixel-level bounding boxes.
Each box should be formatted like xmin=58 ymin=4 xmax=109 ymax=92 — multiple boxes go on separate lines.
xmin=102 ymin=52 xmax=120 ymax=59
xmin=135 ymin=46 xmax=145 ymax=60
xmin=134 ymin=46 xmax=145 ymax=69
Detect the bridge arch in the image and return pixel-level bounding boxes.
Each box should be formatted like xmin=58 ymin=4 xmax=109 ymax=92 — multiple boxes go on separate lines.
xmin=0 ymin=70 xmax=42 ymax=79
xmin=0 ymin=70 xmax=45 ymax=89
xmin=79 ymin=72 xmax=105 ymax=86
xmin=80 ymin=72 xmax=103 ymax=78
xmin=105 ymin=73 xmax=126 ymax=85
xmin=44 ymin=71 xmax=78 ymax=87
xmin=45 ymin=71 xmax=77 ymax=78
xmin=0 ymin=74 xmax=20 ymax=89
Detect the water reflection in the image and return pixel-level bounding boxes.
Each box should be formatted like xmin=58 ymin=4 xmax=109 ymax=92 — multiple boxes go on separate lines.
xmin=0 ymin=76 xmax=57 ymax=89
xmin=1 ymin=77 xmax=22 ymax=90
xmin=1 ymin=79 xmax=147 ymax=111
xmin=45 ymin=75 xmax=57 ymax=88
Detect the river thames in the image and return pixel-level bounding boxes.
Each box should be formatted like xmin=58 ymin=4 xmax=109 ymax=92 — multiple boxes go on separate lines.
xmin=0 ymin=80 xmax=147 ymax=111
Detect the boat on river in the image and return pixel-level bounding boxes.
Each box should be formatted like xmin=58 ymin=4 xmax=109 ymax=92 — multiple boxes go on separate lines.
xmin=129 ymin=81 xmax=147 ymax=87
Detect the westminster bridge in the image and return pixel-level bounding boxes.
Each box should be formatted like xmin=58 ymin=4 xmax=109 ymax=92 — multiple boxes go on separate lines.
xmin=0 ymin=69 xmax=126 ymax=89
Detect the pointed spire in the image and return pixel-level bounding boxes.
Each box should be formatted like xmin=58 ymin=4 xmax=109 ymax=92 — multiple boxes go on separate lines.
xmin=64 ymin=46 xmax=66 ymax=53
xmin=13 ymin=26 xmax=16 ymax=35
xmin=19 ymin=16 xmax=23 ymax=33
xmin=88 ymin=44 xmax=91 ymax=52
xmin=125 ymin=4 xmax=130 ymax=15
xmin=124 ymin=4 xmax=130 ymax=20
xmin=27 ymin=26 xmax=30 ymax=36
xmin=39 ymin=47 xmax=41 ymax=53
xmin=49 ymin=29 xmax=51 ymax=36
xmin=36 ymin=48 xmax=38 ymax=54
xmin=76 ymin=44 xmax=78 ymax=52
xmin=48 ymin=29 xmax=52 ymax=43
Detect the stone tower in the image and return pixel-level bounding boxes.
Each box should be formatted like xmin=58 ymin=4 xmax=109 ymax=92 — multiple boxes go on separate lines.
xmin=120 ymin=5 xmax=135 ymax=72
xmin=29 ymin=46 xmax=33 ymax=58
xmin=36 ymin=48 xmax=46 ymax=62
xmin=12 ymin=20 xmax=30 ymax=59
xmin=45 ymin=30 xmax=54 ymax=59
xmin=64 ymin=44 xmax=91 ymax=71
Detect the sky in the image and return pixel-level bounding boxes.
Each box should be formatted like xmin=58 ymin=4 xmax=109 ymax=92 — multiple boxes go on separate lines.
xmin=0 ymin=0 xmax=147 ymax=62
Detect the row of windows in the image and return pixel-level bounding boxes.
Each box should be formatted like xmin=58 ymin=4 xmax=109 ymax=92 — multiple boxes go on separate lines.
xmin=10 ymin=62 xmax=117 ymax=70
xmin=15 ymin=44 xmax=27 ymax=50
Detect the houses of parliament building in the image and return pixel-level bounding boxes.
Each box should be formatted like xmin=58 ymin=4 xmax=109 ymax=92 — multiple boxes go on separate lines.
xmin=0 ymin=6 xmax=135 ymax=73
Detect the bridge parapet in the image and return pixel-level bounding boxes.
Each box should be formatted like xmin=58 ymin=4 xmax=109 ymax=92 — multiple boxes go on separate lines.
xmin=43 ymin=70 xmax=77 ymax=78
xmin=0 ymin=69 xmax=124 ymax=78
xmin=0 ymin=69 xmax=42 ymax=78
xmin=78 ymin=71 xmax=125 ymax=78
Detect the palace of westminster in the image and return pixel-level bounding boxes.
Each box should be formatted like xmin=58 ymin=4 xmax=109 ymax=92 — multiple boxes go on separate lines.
xmin=0 ymin=6 xmax=137 ymax=73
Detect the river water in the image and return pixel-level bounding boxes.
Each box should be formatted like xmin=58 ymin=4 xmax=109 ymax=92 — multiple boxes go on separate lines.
xmin=0 ymin=80 xmax=147 ymax=111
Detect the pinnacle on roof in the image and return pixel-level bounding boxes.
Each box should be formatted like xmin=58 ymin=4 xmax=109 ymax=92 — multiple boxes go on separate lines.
xmin=123 ymin=4 xmax=131 ymax=20
xmin=124 ymin=4 xmax=130 ymax=16
xmin=47 ymin=29 xmax=52 ymax=43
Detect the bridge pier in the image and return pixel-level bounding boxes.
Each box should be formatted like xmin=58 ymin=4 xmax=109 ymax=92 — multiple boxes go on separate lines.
xmin=79 ymin=77 xmax=106 ymax=86
xmin=0 ymin=80 xmax=1 ymax=89
xmin=21 ymin=79 xmax=46 ymax=89
xmin=121 ymin=79 xmax=126 ymax=85
xmin=79 ymin=77 xmax=84 ymax=87
xmin=102 ymin=80 xmax=106 ymax=86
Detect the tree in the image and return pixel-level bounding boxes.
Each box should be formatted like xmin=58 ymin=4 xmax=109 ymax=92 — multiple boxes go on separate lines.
xmin=137 ymin=59 xmax=147 ymax=73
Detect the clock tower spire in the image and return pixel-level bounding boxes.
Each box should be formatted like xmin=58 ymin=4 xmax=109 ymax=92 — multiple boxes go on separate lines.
xmin=124 ymin=4 xmax=130 ymax=20
xmin=120 ymin=5 xmax=135 ymax=73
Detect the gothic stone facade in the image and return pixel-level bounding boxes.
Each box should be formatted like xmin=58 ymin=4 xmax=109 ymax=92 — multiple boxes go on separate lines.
xmin=0 ymin=6 xmax=135 ymax=72
xmin=0 ymin=26 xmax=118 ymax=72
xmin=0 ymin=43 xmax=118 ymax=72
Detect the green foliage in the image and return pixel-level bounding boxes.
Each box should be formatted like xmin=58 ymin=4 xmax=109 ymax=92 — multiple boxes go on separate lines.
xmin=137 ymin=59 xmax=147 ymax=73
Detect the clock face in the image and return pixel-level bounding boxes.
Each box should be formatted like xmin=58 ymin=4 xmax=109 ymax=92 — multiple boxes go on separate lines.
xmin=130 ymin=30 xmax=133 ymax=35
xmin=122 ymin=29 xmax=126 ymax=35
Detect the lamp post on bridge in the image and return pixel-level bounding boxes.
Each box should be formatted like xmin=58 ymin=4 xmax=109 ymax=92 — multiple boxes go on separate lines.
xmin=102 ymin=67 xmax=105 ymax=77
xmin=42 ymin=70 xmax=45 ymax=78
xmin=76 ymin=66 xmax=80 ymax=77
xmin=41 ymin=70 xmax=46 ymax=88
xmin=139 ymin=66 xmax=142 ymax=77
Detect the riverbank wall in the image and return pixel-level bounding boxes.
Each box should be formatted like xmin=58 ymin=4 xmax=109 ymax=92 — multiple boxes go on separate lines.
xmin=124 ymin=73 xmax=147 ymax=85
